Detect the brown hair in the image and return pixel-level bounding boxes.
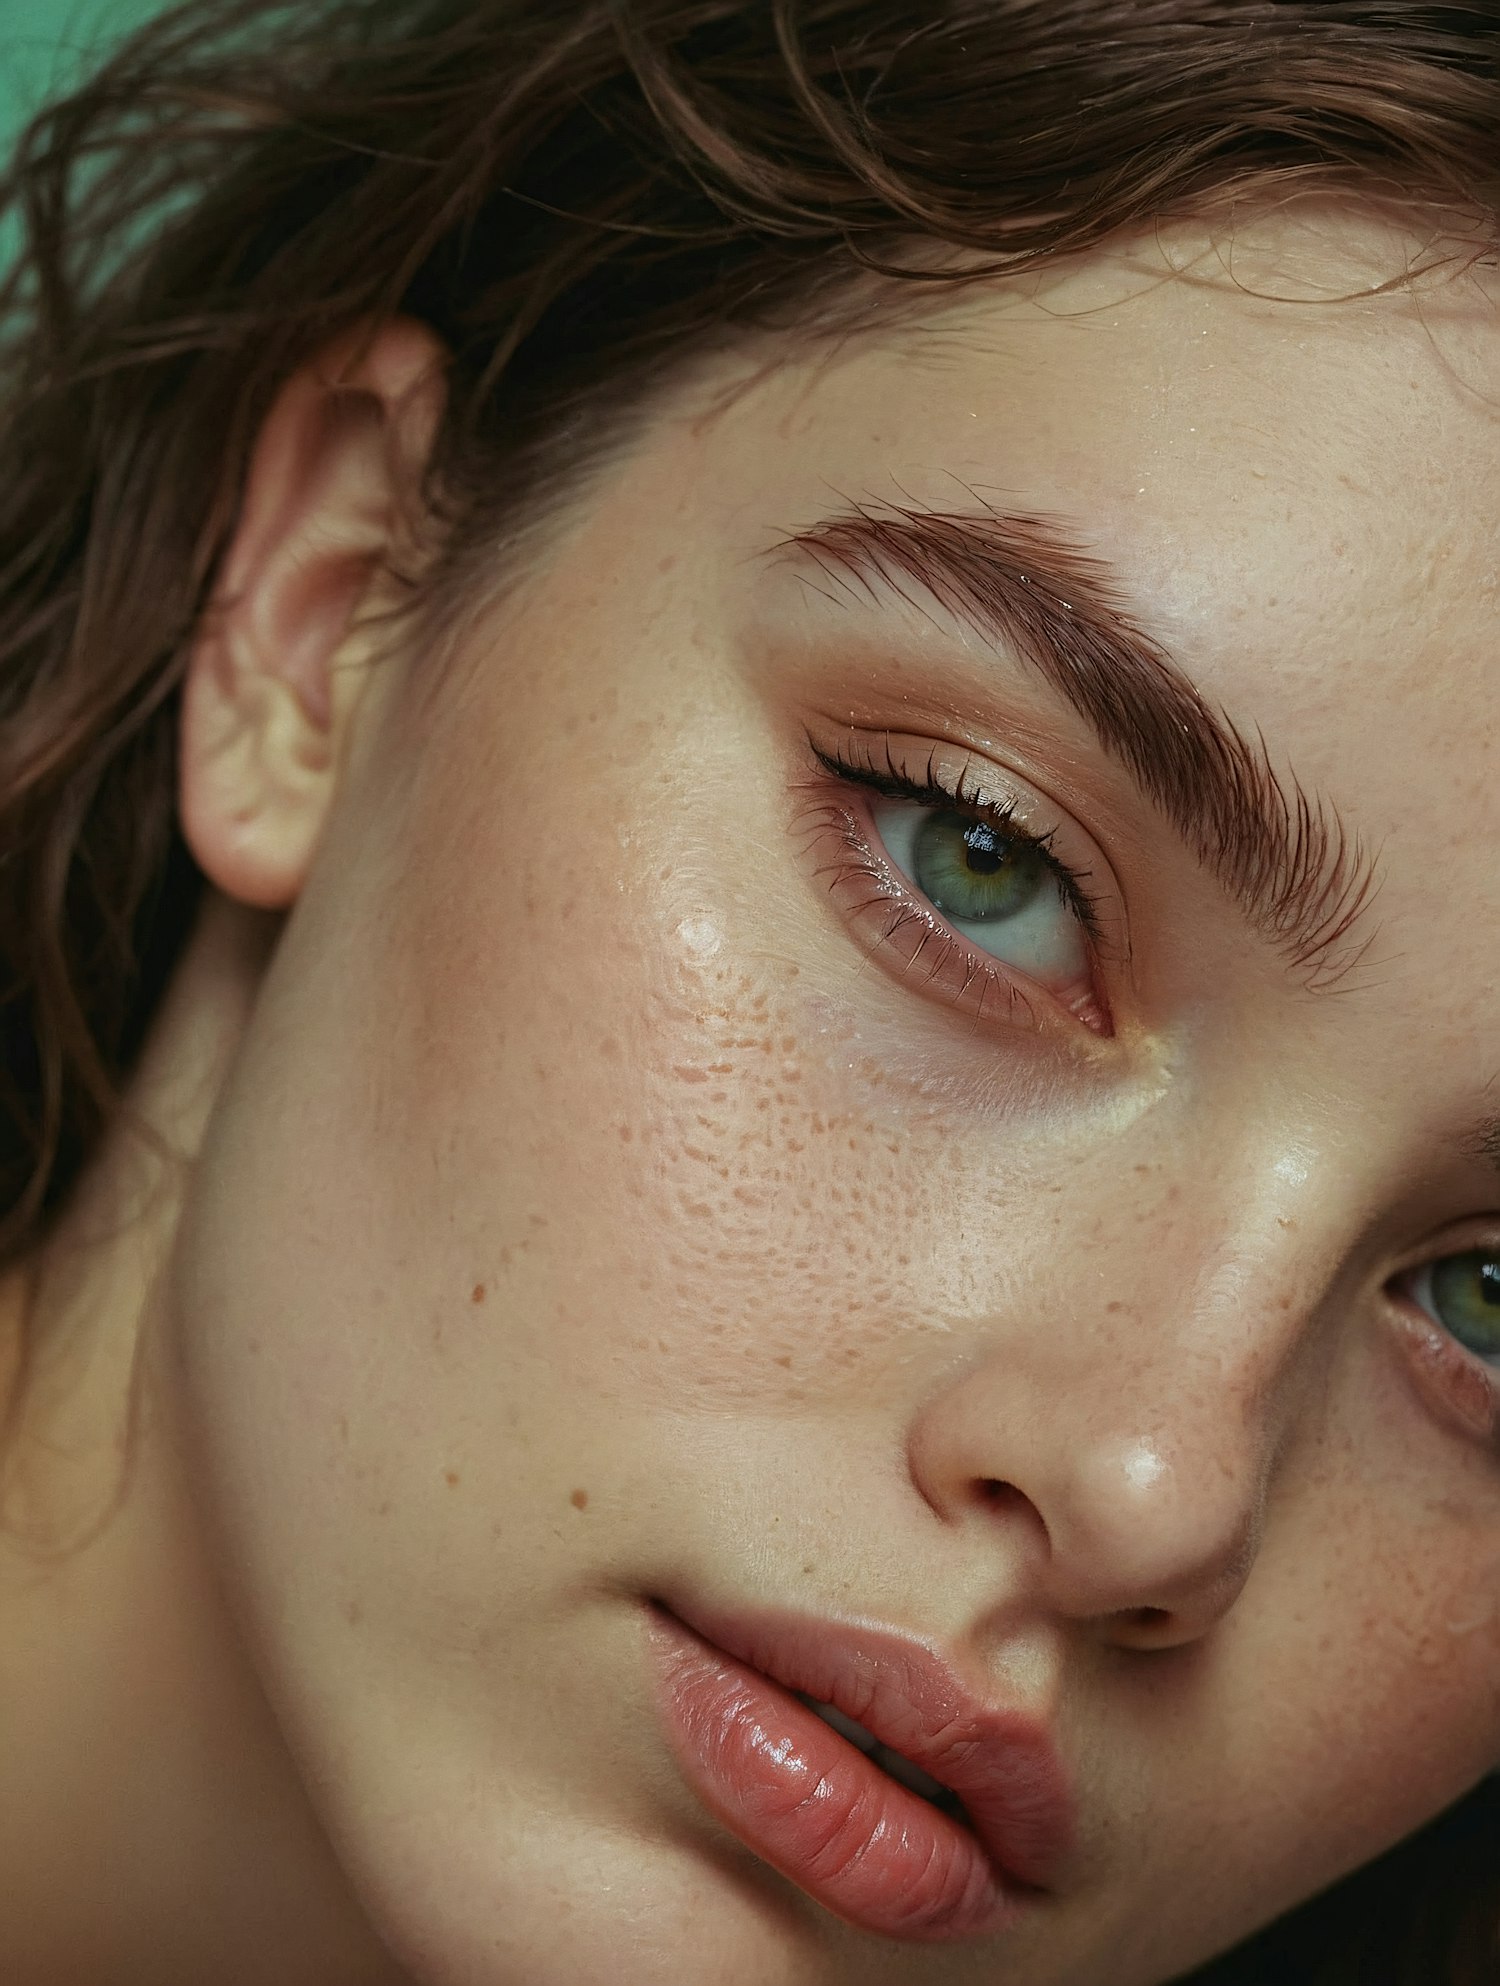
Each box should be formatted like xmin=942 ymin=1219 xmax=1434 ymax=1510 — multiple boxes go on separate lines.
xmin=0 ymin=2 xmax=1497 ymax=1978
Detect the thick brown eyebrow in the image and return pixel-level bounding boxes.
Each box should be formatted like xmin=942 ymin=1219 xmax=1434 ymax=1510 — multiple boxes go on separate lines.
xmin=772 ymin=499 xmax=1378 ymax=986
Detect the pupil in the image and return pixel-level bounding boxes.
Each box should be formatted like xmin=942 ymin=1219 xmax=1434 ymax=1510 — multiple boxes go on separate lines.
xmin=963 ymin=821 xmax=1005 ymax=876
xmin=1481 ymin=1261 xmax=1500 ymax=1307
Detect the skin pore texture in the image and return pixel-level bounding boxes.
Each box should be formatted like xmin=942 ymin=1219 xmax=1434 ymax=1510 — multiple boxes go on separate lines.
xmin=3 ymin=203 xmax=1500 ymax=1986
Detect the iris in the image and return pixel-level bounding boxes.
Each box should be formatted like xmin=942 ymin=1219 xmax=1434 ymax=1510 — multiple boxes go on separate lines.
xmin=911 ymin=810 xmax=1050 ymax=923
xmin=1428 ymin=1251 xmax=1500 ymax=1363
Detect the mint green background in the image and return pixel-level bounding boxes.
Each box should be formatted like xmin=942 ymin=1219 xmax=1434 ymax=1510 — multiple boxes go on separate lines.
xmin=1 ymin=0 xmax=168 ymax=150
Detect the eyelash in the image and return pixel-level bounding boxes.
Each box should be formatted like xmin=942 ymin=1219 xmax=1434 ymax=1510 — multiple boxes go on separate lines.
xmin=797 ymin=735 xmax=1111 ymax=1036
xmin=811 ymin=739 xmax=1108 ymax=945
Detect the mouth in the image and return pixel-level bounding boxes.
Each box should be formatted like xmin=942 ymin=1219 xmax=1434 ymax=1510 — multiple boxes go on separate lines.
xmin=794 ymin=1693 xmax=972 ymax=1822
xmin=645 ymin=1595 xmax=1073 ymax=1944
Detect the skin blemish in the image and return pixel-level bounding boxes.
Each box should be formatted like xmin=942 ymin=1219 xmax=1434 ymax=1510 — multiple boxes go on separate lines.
xmin=471 ymin=1283 xmax=486 ymax=1304
xmin=570 ymin=1488 xmax=589 ymax=1510
xmin=443 ymin=1469 xmax=461 ymax=1488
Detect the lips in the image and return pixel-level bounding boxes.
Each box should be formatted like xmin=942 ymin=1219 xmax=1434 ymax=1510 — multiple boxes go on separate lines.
xmin=646 ymin=1595 xmax=1073 ymax=1943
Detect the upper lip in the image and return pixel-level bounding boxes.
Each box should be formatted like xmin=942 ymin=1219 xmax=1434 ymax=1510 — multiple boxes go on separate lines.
xmin=658 ymin=1592 xmax=1075 ymax=1890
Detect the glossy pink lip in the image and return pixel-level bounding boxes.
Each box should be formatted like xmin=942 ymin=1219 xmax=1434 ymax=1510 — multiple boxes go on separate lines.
xmin=646 ymin=1595 xmax=1073 ymax=1943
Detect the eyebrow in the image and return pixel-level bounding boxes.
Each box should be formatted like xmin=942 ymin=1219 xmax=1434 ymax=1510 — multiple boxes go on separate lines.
xmin=771 ymin=499 xmax=1378 ymax=986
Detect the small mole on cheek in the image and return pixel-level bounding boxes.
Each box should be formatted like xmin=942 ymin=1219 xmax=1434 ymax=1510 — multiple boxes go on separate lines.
xmin=471 ymin=1283 xmax=487 ymax=1304
xmin=444 ymin=1469 xmax=461 ymax=1488
xmin=570 ymin=1487 xmax=590 ymax=1510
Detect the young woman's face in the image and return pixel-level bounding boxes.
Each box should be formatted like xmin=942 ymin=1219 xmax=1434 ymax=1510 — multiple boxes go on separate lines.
xmin=167 ymin=212 xmax=1500 ymax=1985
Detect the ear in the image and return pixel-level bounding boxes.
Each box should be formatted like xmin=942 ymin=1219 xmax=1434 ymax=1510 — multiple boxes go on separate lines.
xmin=179 ymin=317 xmax=447 ymax=909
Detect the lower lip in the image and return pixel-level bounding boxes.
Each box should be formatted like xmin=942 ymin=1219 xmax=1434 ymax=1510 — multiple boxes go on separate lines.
xmin=647 ymin=1608 xmax=1022 ymax=1943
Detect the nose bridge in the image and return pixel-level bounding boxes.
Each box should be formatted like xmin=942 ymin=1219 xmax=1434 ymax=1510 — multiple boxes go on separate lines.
xmin=909 ymin=1141 xmax=1321 ymax=1635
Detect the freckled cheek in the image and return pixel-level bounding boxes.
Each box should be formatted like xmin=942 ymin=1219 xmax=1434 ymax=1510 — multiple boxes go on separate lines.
xmin=1267 ymin=1511 xmax=1500 ymax=1827
xmin=392 ymin=861 xmax=1031 ymax=1409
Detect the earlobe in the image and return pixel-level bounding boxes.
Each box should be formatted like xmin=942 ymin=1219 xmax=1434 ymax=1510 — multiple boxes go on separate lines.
xmin=179 ymin=318 xmax=447 ymax=909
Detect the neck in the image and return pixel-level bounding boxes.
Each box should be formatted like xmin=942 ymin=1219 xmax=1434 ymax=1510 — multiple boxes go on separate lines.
xmin=0 ymin=893 xmax=404 ymax=1986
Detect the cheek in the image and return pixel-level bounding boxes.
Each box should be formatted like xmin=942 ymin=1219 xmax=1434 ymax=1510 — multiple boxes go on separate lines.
xmin=368 ymin=690 xmax=1096 ymax=1422
xmin=392 ymin=841 xmax=999 ymax=1414
xmin=1218 ymin=1471 xmax=1500 ymax=1897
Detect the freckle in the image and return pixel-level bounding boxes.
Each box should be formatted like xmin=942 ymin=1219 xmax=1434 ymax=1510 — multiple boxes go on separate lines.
xmin=802 ymin=1563 xmax=815 ymax=1576
xmin=570 ymin=1487 xmax=590 ymax=1510
xmin=773 ymin=1353 xmax=792 ymax=1368
xmin=599 ymin=1036 xmax=620 ymax=1061
xmin=1105 ymin=1302 xmax=1122 ymax=1314
xmin=336 ymin=1414 xmax=350 ymax=1441
xmin=444 ymin=1469 xmax=461 ymax=1487
xmin=674 ymin=1064 xmax=709 ymax=1083
xmin=247 ymin=1338 xmax=262 ymax=1357
xmin=530 ymin=1214 xmax=548 ymax=1229
xmin=377 ymin=1499 xmax=392 ymax=1517
xmin=657 ymin=554 xmax=677 ymax=574
xmin=499 ymin=1246 xmax=512 ymax=1267
xmin=619 ymin=1124 xmax=633 ymax=1142
xmin=342 ymin=1599 xmax=363 ymax=1626
xmin=471 ymin=1283 xmax=486 ymax=1304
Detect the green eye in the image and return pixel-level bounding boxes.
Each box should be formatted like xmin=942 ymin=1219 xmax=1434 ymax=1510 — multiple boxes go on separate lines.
xmin=1416 ymin=1251 xmax=1500 ymax=1365
xmin=870 ymin=797 xmax=1088 ymax=985
xmin=910 ymin=810 xmax=1052 ymax=923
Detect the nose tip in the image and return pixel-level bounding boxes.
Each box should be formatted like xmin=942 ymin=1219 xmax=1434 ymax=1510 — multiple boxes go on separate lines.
xmin=987 ymin=1431 xmax=1263 ymax=1644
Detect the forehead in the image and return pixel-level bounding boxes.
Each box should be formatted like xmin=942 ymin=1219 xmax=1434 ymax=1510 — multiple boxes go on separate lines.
xmin=574 ymin=206 xmax=1500 ymax=954
xmin=691 ymin=207 xmax=1500 ymax=699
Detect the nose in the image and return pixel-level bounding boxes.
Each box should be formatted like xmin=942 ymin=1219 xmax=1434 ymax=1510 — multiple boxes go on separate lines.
xmin=905 ymin=1245 xmax=1300 ymax=1650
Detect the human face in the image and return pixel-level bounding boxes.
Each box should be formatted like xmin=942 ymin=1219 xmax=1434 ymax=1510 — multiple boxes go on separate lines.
xmin=166 ymin=209 xmax=1500 ymax=1986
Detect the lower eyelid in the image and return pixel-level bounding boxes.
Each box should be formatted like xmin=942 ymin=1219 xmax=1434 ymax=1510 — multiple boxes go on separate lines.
xmin=1386 ymin=1291 xmax=1500 ymax=1446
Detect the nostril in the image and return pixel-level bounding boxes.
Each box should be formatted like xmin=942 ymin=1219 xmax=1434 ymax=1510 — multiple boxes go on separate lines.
xmin=1128 ymin=1606 xmax=1171 ymax=1631
xmin=977 ymin=1478 xmax=1026 ymax=1513
xmin=1107 ymin=1604 xmax=1182 ymax=1650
